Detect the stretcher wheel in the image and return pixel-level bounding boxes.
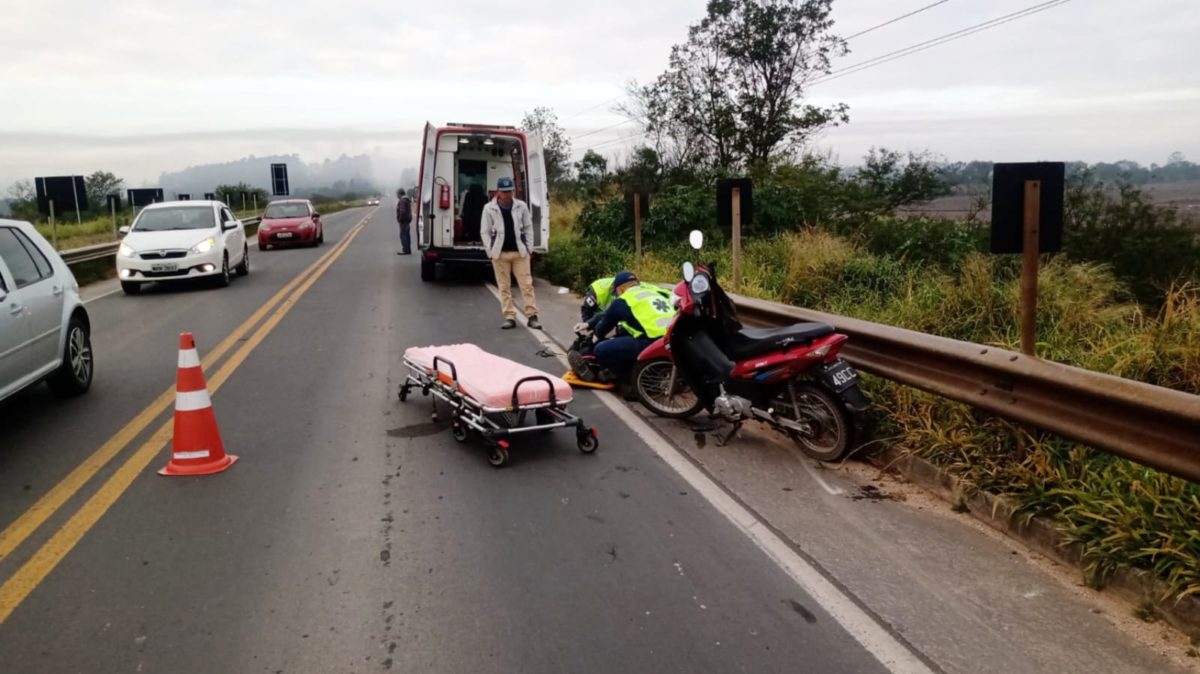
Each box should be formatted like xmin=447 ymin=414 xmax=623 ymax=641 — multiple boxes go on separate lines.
xmin=577 ymin=430 xmax=599 ymax=454
xmin=452 ymin=422 xmax=469 ymax=443
xmin=399 ymin=386 xmax=409 ymax=402
xmin=487 ymin=444 xmax=510 ymax=468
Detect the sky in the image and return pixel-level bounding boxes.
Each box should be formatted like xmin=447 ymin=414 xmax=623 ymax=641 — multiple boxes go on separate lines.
xmin=1 ymin=0 xmax=1197 ymax=189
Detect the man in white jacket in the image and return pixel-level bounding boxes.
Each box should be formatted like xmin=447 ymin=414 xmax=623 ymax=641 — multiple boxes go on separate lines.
xmin=481 ymin=176 xmax=541 ymax=329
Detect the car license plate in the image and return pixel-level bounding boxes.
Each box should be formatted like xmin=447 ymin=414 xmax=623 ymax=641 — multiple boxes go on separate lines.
xmin=820 ymin=359 xmax=859 ymax=391
xmin=276 ymin=232 xmax=293 ymax=239
xmin=151 ymin=263 xmax=178 ymax=272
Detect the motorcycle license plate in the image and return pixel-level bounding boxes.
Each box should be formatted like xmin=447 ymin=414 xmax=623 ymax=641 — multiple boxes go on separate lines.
xmin=151 ymin=263 xmax=178 ymax=272
xmin=820 ymin=359 xmax=859 ymax=392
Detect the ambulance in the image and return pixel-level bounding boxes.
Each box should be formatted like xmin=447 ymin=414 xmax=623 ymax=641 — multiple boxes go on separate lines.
xmin=415 ymin=122 xmax=550 ymax=281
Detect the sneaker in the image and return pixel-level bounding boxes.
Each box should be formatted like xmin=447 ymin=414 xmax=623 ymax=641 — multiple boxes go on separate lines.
xmin=568 ymin=351 xmax=596 ymax=381
xmin=501 ymin=319 xmax=517 ymax=330
xmin=527 ymin=315 xmax=542 ymax=330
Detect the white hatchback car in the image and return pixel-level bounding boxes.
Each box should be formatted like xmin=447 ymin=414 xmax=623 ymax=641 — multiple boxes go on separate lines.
xmin=0 ymin=219 xmax=93 ymax=402
xmin=116 ymin=201 xmax=249 ymax=294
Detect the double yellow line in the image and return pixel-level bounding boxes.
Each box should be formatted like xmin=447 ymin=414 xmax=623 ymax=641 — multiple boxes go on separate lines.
xmin=0 ymin=213 xmax=370 ymax=623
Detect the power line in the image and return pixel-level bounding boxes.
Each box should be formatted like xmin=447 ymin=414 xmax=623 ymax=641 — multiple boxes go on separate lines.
xmin=841 ymin=0 xmax=955 ymax=42
xmin=561 ymin=96 xmax=624 ymax=122
xmin=569 ymin=118 xmax=641 ymax=142
xmin=810 ymin=0 xmax=1074 ymax=86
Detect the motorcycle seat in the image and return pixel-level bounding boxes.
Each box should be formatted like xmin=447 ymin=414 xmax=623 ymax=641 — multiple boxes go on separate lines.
xmin=728 ymin=323 xmax=836 ymax=360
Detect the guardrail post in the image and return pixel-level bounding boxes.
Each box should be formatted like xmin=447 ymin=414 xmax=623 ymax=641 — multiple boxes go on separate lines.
xmin=732 ymin=186 xmax=742 ymax=289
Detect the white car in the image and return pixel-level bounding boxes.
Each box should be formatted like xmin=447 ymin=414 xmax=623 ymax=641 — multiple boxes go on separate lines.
xmin=368 ymin=197 xmax=380 ymax=206
xmin=0 ymin=219 xmax=94 ymax=402
xmin=116 ymin=201 xmax=249 ymax=294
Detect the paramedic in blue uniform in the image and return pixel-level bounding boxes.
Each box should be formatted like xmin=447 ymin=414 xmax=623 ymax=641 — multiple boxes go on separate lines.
xmin=583 ymin=271 xmax=675 ymax=380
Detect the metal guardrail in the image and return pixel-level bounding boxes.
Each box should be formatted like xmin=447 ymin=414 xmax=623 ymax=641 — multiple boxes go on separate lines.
xmin=60 ymin=218 xmax=261 ymax=266
xmin=731 ymin=293 xmax=1200 ymax=483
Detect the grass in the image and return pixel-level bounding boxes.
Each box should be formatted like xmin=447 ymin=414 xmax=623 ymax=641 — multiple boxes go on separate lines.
xmin=540 ymin=196 xmax=1200 ymax=603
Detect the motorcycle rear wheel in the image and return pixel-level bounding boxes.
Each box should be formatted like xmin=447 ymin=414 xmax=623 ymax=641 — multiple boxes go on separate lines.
xmin=633 ymin=359 xmax=705 ymax=419
xmin=784 ymin=382 xmax=853 ymax=462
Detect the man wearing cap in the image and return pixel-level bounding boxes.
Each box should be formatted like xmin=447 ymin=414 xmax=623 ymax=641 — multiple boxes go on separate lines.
xmin=572 ymin=271 xmax=676 ymax=382
xmin=481 ymin=176 xmax=541 ymax=330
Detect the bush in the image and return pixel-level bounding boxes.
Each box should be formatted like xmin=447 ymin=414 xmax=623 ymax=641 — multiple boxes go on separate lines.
xmin=1063 ymin=172 xmax=1200 ymax=305
xmin=855 ymin=216 xmax=986 ymax=268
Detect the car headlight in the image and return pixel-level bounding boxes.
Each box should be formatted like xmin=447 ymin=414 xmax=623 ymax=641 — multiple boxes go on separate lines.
xmin=118 ymin=243 xmax=137 ymax=258
xmin=690 ymin=274 xmax=711 ymax=295
xmin=299 ymin=221 xmax=314 ymax=229
xmin=190 ymin=237 xmax=216 ymax=254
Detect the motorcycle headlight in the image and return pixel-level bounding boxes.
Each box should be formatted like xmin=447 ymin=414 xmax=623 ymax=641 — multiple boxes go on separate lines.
xmin=190 ymin=237 xmax=216 ymax=255
xmin=118 ymin=243 xmax=136 ymax=258
xmin=690 ymin=274 xmax=711 ymax=295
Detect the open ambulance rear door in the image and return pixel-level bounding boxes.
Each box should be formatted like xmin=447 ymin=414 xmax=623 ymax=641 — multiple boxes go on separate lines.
xmin=526 ymin=131 xmax=551 ymax=253
xmin=417 ymin=122 xmax=437 ymax=249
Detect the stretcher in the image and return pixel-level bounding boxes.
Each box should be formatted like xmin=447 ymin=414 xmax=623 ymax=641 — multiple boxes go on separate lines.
xmin=399 ymin=344 xmax=599 ymax=467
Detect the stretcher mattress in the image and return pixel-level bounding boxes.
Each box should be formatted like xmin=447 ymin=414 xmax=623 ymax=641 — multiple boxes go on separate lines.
xmin=404 ymin=343 xmax=573 ymax=409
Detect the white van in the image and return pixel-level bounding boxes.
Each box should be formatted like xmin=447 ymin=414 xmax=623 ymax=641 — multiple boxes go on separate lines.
xmin=416 ymin=122 xmax=550 ymax=281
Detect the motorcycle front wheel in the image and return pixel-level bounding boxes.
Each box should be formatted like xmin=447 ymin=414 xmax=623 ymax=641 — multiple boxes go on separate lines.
xmin=633 ymin=359 xmax=706 ymax=419
xmin=785 ymin=382 xmax=854 ymax=462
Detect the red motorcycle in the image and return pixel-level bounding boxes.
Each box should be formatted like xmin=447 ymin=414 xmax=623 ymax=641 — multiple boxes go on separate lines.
xmin=632 ymin=231 xmax=869 ymax=461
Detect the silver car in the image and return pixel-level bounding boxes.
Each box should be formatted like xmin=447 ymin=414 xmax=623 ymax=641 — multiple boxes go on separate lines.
xmin=0 ymin=219 xmax=93 ymax=402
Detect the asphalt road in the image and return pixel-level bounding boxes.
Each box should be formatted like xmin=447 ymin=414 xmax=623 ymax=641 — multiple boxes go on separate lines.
xmin=0 ymin=203 xmax=1189 ymax=674
xmin=0 ymin=204 xmax=893 ymax=673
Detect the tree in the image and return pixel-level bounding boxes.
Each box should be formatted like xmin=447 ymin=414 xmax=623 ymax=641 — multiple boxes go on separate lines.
xmin=520 ymin=107 xmax=572 ymax=190
xmin=84 ymin=171 xmax=124 ymax=211
xmin=616 ymin=146 xmax=663 ymax=193
xmin=626 ymin=0 xmax=848 ymax=170
xmin=851 ymin=149 xmax=949 ymax=214
xmin=575 ymin=150 xmax=609 ymax=195
xmin=6 ymin=180 xmax=37 ymax=220
xmin=214 ymin=182 xmax=269 ymax=210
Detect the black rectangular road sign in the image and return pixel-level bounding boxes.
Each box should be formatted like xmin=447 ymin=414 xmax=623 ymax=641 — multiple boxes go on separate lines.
xmin=624 ymin=190 xmax=650 ymax=224
xmin=991 ymin=162 xmax=1065 ymax=254
xmin=35 ymin=176 xmax=88 ymax=216
xmin=204 ymin=192 xmax=216 ymax=201
xmin=105 ymin=194 xmax=122 ymax=211
xmin=716 ymin=178 xmax=753 ymax=228
xmin=270 ymin=164 xmax=289 ymax=196
xmin=127 ymin=188 xmax=165 ymax=208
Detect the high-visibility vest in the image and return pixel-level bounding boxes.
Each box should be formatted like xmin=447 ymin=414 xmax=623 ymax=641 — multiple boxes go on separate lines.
xmin=620 ymin=284 xmax=677 ymax=339
xmin=589 ymin=277 xmax=616 ymax=310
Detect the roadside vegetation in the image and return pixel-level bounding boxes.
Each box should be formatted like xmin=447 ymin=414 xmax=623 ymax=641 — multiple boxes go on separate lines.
xmin=527 ymin=0 xmax=1200 ymax=604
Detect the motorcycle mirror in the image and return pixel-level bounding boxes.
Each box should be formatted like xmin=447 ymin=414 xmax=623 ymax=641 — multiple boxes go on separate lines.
xmin=688 ymin=230 xmax=703 ymax=250
xmin=682 ymin=261 xmax=695 ymax=282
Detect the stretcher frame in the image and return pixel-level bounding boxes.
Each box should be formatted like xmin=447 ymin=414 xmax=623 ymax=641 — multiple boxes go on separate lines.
xmin=399 ymin=353 xmax=598 ymax=467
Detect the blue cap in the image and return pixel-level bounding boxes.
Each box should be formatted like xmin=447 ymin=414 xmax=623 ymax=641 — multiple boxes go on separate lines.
xmin=496 ymin=176 xmax=515 ymax=192
xmin=612 ymin=271 xmax=638 ymax=290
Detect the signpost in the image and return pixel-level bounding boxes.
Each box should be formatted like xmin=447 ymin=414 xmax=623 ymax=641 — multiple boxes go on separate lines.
xmin=990 ymin=162 xmax=1065 ymax=356
xmin=717 ymin=178 xmax=754 ymax=289
xmin=106 ymin=194 xmax=121 ymax=235
xmin=624 ymin=190 xmax=650 ymax=260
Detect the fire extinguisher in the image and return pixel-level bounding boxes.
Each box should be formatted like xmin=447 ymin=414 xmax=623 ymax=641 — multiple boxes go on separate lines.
xmin=438 ymin=183 xmax=451 ymax=209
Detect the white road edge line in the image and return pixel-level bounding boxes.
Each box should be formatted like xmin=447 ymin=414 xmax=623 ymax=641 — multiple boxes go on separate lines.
xmin=485 ymin=284 xmax=932 ymax=674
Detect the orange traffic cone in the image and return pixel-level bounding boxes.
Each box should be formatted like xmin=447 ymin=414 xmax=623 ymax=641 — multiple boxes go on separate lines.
xmin=158 ymin=332 xmax=238 ymax=476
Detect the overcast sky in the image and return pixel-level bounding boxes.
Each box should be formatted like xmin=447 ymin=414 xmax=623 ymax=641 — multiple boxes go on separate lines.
xmin=2 ymin=0 xmax=1197 ymax=189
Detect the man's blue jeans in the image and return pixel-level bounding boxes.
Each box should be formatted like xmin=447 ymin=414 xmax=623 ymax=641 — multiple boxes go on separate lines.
xmin=593 ymin=336 xmax=654 ymax=378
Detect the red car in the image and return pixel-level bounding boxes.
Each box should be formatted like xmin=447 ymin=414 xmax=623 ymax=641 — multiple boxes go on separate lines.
xmin=258 ymin=199 xmax=323 ymax=249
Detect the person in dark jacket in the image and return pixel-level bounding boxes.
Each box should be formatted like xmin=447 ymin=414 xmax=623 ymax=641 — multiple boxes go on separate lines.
xmin=396 ymin=189 xmax=413 ymax=255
